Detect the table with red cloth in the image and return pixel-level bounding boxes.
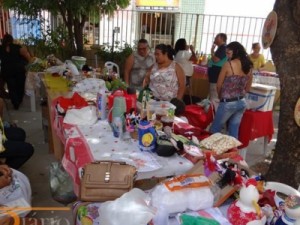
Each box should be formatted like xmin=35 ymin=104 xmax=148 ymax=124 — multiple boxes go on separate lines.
xmin=238 ymin=110 xmax=274 ymax=152
xmin=190 ymin=65 xmax=209 ymax=99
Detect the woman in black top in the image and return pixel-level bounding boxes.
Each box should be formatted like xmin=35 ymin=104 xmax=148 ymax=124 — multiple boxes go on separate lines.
xmin=0 ymin=34 xmax=33 ymax=109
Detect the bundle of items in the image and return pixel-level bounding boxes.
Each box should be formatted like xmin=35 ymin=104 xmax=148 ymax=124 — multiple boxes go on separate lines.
xmin=199 ymin=133 xmax=242 ymax=160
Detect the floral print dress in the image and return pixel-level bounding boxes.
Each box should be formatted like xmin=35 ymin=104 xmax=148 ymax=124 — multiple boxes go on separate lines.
xmin=149 ymin=61 xmax=178 ymax=101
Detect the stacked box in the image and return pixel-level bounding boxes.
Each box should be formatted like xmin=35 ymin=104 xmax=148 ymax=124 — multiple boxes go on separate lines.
xmin=245 ymin=83 xmax=276 ymax=111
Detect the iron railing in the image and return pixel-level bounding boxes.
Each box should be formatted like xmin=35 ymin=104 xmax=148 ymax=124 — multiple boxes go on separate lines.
xmin=84 ymin=10 xmax=270 ymax=59
xmin=7 ymin=9 xmax=271 ymax=59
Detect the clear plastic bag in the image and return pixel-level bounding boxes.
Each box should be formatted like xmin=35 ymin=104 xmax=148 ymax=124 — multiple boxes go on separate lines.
xmin=99 ymin=188 xmax=156 ymax=225
xmin=150 ymin=175 xmax=214 ymax=215
xmin=49 ymin=162 xmax=77 ymax=205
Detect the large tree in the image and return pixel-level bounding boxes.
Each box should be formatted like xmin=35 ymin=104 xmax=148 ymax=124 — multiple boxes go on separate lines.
xmin=2 ymin=0 xmax=130 ymax=55
xmin=266 ymin=0 xmax=300 ymax=188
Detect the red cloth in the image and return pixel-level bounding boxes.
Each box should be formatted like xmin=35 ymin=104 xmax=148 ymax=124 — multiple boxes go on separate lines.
xmin=238 ymin=110 xmax=274 ymax=148
xmin=57 ymin=92 xmax=88 ymax=112
xmin=193 ymin=65 xmax=208 ymax=79
xmin=173 ymin=119 xmax=211 ymax=141
xmin=182 ymin=104 xmax=214 ymax=130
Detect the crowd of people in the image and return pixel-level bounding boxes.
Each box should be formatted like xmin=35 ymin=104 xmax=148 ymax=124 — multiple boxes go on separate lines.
xmin=124 ymin=35 xmax=259 ymax=140
xmin=0 ymin=31 xmax=264 ymax=219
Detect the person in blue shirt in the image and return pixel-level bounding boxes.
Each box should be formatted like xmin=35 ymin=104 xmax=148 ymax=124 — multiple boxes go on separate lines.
xmin=208 ymin=33 xmax=227 ymax=111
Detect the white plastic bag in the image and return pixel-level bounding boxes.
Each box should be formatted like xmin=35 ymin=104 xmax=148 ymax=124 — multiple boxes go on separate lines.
xmin=99 ymin=188 xmax=156 ymax=225
xmin=0 ymin=169 xmax=32 ymax=217
xmin=72 ymin=78 xmax=106 ymax=93
xmin=150 ymin=175 xmax=214 ymax=214
xmin=0 ymin=169 xmax=31 ymax=206
xmin=63 ymin=106 xmax=98 ymax=125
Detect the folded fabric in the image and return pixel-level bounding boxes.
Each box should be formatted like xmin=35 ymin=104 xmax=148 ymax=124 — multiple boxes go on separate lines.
xmin=57 ymin=92 xmax=89 ymax=113
xmin=200 ymin=133 xmax=242 ymax=155
xmin=63 ymin=106 xmax=98 ymax=125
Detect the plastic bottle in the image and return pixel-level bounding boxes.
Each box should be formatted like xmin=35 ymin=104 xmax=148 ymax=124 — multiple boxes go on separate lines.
xmin=112 ymin=117 xmax=123 ymax=138
xmin=97 ymin=87 xmax=107 ymax=120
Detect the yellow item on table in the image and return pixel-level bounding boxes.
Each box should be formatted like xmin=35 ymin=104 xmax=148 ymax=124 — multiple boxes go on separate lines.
xmin=43 ymin=74 xmax=70 ymax=92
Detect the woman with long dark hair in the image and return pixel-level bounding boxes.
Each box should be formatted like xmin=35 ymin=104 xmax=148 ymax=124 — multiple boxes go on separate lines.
xmin=0 ymin=34 xmax=33 ymax=109
xmin=210 ymin=41 xmax=253 ymax=138
xmin=174 ymin=38 xmax=196 ymax=78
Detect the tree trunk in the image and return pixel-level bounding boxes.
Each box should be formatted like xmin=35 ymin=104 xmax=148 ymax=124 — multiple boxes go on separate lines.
xmin=74 ymin=17 xmax=85 ymax=56
xmin=266 ymin=0 xmax=300 ymax=188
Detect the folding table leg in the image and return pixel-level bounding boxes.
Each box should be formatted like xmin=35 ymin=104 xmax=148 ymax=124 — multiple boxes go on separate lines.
xmin=239 ymin=148 xmax=247 ymax=160
xmin=263 ymin=136 xmax=268 ymax=156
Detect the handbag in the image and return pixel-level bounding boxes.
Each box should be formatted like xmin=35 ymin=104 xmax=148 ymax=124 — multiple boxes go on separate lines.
xmin=80 ymin=161 xmax=137 ymax=202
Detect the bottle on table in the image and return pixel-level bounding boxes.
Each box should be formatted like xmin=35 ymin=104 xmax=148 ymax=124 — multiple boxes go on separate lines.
xmin=96 ymin=87 xmax=107 ymax=120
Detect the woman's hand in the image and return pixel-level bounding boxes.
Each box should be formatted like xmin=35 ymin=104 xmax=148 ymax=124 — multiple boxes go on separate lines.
xmin=189 ymin=45 xmax=195 ymax=52
xmin=143 ymin=69 xmax=152 ymax=88
xmin=0 ymin=164 xmax=12 ymax=189
xmin=0 ymin=175 xmax=12 ymax=189
xmin=0 ymin=164 xmax=12 ymax=177
xmin=142 ymin=76 xmax=149 ymax=88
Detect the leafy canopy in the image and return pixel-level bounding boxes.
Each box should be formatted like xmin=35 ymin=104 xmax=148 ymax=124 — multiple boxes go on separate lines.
xmin=3 ymin=0 xmax=130 ymax=55
xmin=2 ymin=0 xmax=130 ymax=19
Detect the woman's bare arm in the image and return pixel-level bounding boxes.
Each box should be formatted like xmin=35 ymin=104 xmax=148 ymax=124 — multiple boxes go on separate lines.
xmin=175 ymin=63 xmax=186 ymax=99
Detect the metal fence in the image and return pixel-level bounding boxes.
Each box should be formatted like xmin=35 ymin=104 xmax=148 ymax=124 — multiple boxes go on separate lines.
xmin=84 ymin=10 xmax=270 ymax=59
xmin=7 ymin=9 xmax=271 ymax=59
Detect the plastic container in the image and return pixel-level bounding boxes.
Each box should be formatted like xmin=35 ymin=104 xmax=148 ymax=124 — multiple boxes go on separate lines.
xmin=107 ymin=90 xmax=137 ymax=122
xmin=245 ymin=83 xmax=276 ymax=111
xmin=138 ymin=100 xmax=176 ymax=121
xmin=71 ymin=56 xmax=87 ymax=70
xmin=96 ymin=88 xmax=107 ymax=120
xmin=161 ymin=116 xmax=174 ymax=129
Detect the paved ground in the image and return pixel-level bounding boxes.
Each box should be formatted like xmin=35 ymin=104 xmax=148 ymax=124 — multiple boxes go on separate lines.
xmin=2 ymin=93 xmax=279 ymax=222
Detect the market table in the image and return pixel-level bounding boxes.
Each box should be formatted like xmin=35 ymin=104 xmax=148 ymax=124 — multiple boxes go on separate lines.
xmin=41 ymin=74 xmax=70 ymax=159
xmin=238 ymin=110 xmax=274 ymax=159
xmin=191 ymin=65 xmax=209 ymax=99
xmin=61 ymin=120 xmax=194 ymax=195
xmin=25 ymin=71 xmax=45 ymax=112
xmin=42 ymin=79 xmax=194 ymax=195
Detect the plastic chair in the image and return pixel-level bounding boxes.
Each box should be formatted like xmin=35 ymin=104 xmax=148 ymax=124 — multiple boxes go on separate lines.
xmin=104 ymin=61 xmax=120 ymax=78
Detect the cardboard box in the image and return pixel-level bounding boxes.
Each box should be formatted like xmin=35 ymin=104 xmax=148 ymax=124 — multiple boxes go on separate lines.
xmin=245 ymin=83 xmax=276 ymax=111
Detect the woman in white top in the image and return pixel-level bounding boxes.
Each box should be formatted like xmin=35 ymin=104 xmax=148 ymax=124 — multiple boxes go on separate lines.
xmin=174 ymin=38 xmax=197 ymax=77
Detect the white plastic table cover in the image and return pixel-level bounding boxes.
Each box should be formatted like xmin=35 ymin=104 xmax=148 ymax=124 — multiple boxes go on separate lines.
xmin=62 ymin=120 xmax=194 ymax=195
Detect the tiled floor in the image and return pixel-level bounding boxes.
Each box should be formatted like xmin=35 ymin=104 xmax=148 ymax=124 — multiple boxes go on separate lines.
xmin=2 ymin=93 xmax=279 ymax=222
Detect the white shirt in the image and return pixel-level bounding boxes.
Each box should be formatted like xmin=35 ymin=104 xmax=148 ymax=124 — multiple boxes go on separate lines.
xmin=175 ymin=50 xmax=193 ymax=77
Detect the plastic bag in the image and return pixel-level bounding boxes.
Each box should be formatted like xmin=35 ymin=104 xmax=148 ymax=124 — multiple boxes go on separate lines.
xmin=49 ymin=162 xmax=77 ymax=205
xmin=99 ymin=188 xmax=156 ymax=225
xmin=151 ymin=175 xmax=214 ymax=215
xmin=63 ymin=106 xmax=98 ymax=125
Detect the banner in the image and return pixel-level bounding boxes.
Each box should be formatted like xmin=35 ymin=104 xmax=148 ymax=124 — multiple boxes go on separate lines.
xmin=136 ymin=0 xmax=179 ymax=11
